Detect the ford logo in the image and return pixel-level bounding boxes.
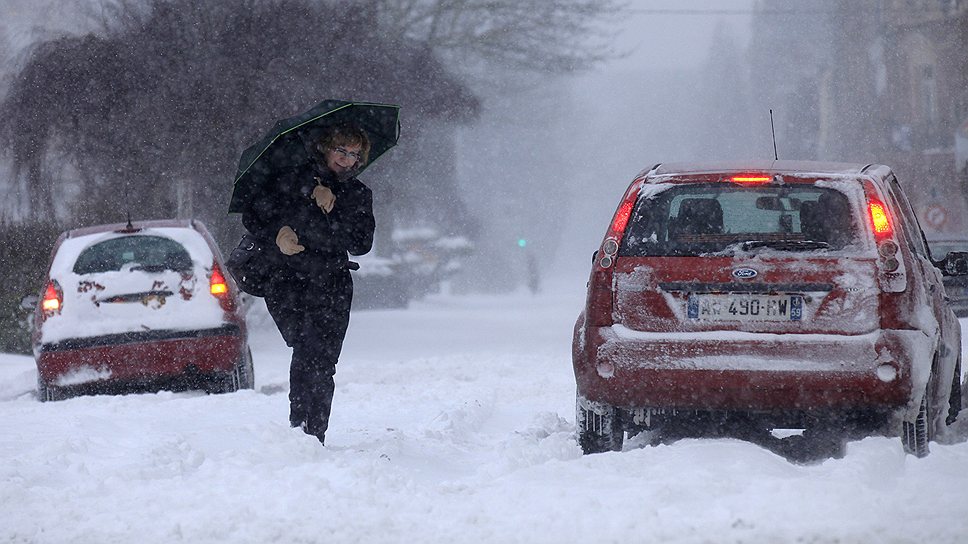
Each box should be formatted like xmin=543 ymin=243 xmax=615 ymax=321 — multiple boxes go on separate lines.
xmin=732 ymin=268 xmax=758 ymax=279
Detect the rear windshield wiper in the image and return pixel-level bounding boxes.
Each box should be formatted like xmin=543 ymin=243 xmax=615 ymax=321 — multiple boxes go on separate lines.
xmin=740 ymin=240 xmax=831 ymax=251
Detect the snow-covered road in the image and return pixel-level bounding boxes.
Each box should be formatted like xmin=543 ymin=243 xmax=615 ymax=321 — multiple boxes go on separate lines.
xmin=2 ymin=280 xmax=967 ymax=543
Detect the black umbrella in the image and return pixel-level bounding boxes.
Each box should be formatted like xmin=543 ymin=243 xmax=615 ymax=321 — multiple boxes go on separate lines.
xmin=229 ymin=99 xmax=400 ymax=213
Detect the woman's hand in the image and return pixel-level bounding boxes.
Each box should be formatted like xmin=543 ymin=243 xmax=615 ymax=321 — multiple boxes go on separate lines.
xmin=312 ymin=185 xmax=336 ymax=213
xmin=276 ymin=225 xmax=305 ymax=255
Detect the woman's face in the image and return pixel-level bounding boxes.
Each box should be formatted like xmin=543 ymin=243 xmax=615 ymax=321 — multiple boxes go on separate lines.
xmin=324 ymin=143 xmax=363 ymax=175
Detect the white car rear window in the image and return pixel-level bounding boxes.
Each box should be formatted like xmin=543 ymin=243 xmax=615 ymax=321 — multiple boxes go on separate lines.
xmin=72 ymin=235 xmax=193 ymax=275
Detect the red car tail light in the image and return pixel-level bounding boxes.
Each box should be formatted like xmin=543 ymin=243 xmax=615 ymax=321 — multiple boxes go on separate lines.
xmin=209 ymin=262 xmax=236 ymax=312
xmin=41 ymin=280 xmax=63 ymax=318
xmin=867 ymin=201 xmax=892 ymax=239
xmin=877 ymin=239 xmax=901 ymax=272
xmin=862 ymin=184 xmax=906 ymax=293
xmin=599 ymin=179 xmax=642 ymax=269
xmin=586 ymin=180 xmax=643 ymax=328
xmin=609 ymin=200 xmax=634 ymax=237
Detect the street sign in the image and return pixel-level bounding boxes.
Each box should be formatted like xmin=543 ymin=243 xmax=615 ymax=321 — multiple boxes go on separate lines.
xmin=923 ymin=204 xmax=948 ymax=230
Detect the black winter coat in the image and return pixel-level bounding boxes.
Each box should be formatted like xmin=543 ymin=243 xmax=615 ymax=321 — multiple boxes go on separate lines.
xmin=242 ymin=162 xmax=374 ymax=346
xmin=241 ymin=161 xmax=375 ymax=280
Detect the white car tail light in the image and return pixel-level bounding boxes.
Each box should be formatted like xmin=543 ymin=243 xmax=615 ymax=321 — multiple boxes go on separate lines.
xmin=41 ymin=280 xmax=63 ymax=318
xmin=209 ymin=262 xmax=236 ymax=313
xmin=210 ymin=264 xmax=229 ymax=296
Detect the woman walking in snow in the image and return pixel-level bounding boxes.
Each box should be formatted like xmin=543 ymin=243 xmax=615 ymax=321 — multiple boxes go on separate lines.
xmin=241 ymin=123 xmax=375 ymax=445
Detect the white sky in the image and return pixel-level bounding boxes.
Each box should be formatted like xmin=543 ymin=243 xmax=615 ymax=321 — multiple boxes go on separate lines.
xmin=611 ymin=0 xmax=755 ymax=71
xmin=531 ymin=1 xmax=758 ymax=276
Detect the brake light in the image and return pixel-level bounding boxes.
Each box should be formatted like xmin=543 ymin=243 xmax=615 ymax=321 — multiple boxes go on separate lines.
xmin=610 ymin=200 xmax=634 ymax=235
xmin=599 ymin=180 xmax=641 ymax=270
xmin=210 ymin=262 xmax=238 ymax=312
xmin=860 ymin=181 xmax=906 ymax=293
xmin=41 ymin=280 xmax=63 ymax=316
xmin=868 ymin=201 xmax=892 ymax=238
xmin=210 ymin=264 xmax=229 ymax=296
xmin=731 ymin=175 xmax=772 ymax=184
xmin=587 ymin=179 xmax=642 ymax=327
xmin=604 ymin=180 xmax=642 ymax=241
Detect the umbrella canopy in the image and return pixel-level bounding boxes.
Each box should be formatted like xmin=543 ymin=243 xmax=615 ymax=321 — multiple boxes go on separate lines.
xmin=229 ymin=99 xmax=400 ymax=213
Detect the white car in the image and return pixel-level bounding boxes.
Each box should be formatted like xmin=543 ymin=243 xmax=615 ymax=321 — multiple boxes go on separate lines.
xmin=27 ymin=219 xmax=253 ymax=400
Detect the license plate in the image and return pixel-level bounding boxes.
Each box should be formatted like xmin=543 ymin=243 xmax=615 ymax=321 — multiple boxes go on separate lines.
xmin=687 ymin=294 xmax=803 ymax=321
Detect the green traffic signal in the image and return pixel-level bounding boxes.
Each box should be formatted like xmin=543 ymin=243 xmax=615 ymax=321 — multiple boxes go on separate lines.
xmin=517 ymin=238 xmax=527 ymax=248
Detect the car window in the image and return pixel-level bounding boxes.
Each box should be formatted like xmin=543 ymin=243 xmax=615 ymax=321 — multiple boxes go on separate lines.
xmin=929 ymin=241 xmax=968 ymax=260
xmin=885 ymin=176 xmax=930 ymax=258
xmin=72 ymin=235 xmax=194 ymax=274
xmin=621 ymin=183 xmax=858 ymax=256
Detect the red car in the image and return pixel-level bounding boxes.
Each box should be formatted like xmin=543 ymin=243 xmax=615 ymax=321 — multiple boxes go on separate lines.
xmin=28 ymin=219 xmax=253 ymax=401
xmin=573 ymin=161 xmax=967 ymax=457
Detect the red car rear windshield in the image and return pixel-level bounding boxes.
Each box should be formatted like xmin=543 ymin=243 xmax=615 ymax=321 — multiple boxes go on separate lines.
xmin=72 ymin=235 xmax=194 ymax=275
xmin=621 ymin=183 xmax=858 ymax=256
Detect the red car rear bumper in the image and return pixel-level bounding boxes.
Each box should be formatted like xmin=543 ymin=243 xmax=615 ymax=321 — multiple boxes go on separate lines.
xmin=36 ymin=325 xmax=245 ymax=386
xmin=574 ymin=322 xmax=930 ymax=414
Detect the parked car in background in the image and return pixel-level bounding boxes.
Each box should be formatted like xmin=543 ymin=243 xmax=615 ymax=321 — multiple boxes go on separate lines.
xmin=26 ymin=219 xmax=253 ymax=401
xmin=573 ymin=161 xmax=967 ymax=458
xmin=352 ymin=226 xmax=473 ymax=309
xmin=392 ymin=227 xmax=473 ymax=300
xmin=928 ymin=238 xmax=968 ymax=317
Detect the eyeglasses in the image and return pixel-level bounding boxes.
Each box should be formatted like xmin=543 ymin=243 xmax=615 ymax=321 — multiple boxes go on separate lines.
xmin=331 ymin=146 xmax=362 ymax=162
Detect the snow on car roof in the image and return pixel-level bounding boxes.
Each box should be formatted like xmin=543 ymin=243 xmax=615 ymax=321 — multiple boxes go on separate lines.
xmin=636 ymin=161 xmax=893 ymax=181
xmin=63 ymin=218 xmax=199 ymax=238
xmin=653 ymin=160 xmax=882 ymax=175
xmin=50 ymin=225 xmax=215 ymax=276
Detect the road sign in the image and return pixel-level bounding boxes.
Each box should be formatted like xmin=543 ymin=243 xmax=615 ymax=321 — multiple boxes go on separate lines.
xmin=923 ymin=204 xmax=948 ymax=230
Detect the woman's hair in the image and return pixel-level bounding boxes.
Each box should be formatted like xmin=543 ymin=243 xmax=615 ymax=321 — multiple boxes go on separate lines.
xmin=316 ymin=123 xmax=371 ymax=167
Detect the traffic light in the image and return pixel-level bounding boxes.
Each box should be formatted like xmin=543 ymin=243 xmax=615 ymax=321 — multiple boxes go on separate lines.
xmin=517 ymin=238 xmax=527 ymax=248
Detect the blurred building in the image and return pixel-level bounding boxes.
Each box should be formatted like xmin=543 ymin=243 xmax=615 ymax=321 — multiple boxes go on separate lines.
xmin=879 ymin=0 xmax=968 ymax=236
xmin=751 ymin=0 xmax=968 ymax=237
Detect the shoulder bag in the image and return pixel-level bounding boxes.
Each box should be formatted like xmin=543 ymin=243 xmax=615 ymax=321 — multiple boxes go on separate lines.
xmin=226 ymin=232 xmax=277 ymax=297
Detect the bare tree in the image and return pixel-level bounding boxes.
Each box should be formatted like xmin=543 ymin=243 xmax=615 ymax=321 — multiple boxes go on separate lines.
xmin=374 ymin=0 xmax=625 ymax=72
xmin=0 ymin=0 xmax=479 ymax=240
xmin=0 ymin=0 xmax=625 ymax=248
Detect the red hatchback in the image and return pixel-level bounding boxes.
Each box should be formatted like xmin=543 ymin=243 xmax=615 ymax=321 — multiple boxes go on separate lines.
xmin=28 ymin=219 xmax=253 ymax=401
xmin=573 ymin=161 xmax=967 ymax=457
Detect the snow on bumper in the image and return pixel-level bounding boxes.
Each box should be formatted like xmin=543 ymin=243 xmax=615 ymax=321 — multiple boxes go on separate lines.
xmin=36 ymin=325 xmax=244 ymax=385
xmin=575 ymin=324 xmax=934 ymax=416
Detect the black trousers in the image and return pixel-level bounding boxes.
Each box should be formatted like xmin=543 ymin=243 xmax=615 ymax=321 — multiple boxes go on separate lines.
xmin=265 ymin=270 xmax=352 ymax=442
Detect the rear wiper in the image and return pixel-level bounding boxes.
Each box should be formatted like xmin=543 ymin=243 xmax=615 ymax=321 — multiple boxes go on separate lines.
xmin=100 ymin=290 xmax=175 ymax=303
xmin=740 ymin=240 xmax=831 ymax=251
xmin=130 ymin=265 xmax=168 ymax=273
